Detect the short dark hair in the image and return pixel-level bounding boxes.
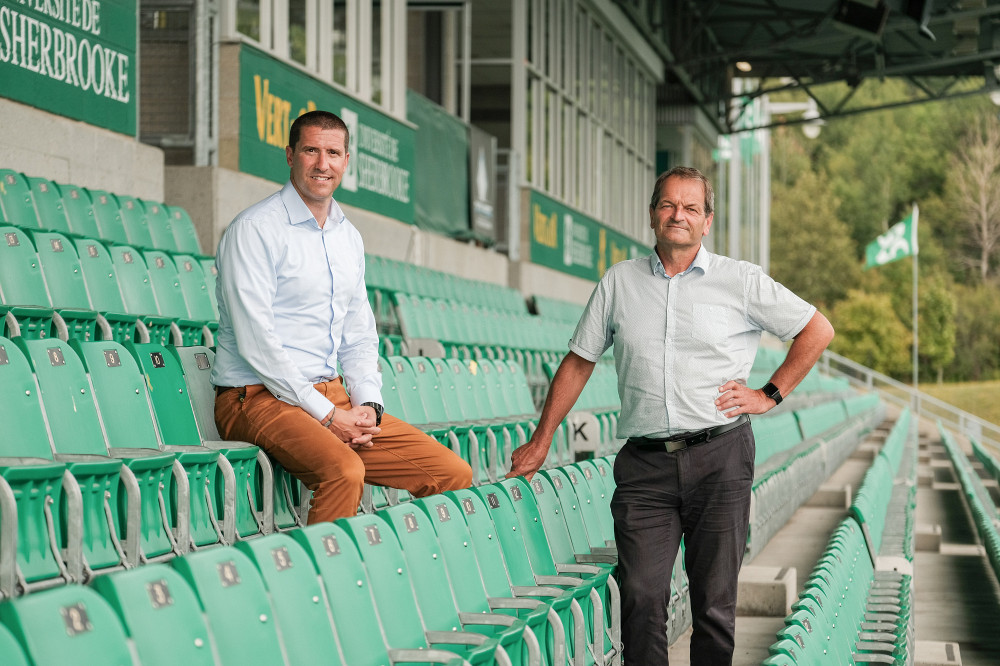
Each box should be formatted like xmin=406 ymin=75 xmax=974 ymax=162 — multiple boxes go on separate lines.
xmin=288 ymin=110 xmax=350 ymax=151
xmin=649 ymin=166 xmax=714 ymax=215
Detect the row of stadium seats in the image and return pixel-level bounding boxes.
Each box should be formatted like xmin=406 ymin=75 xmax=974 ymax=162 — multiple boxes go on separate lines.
xmin=0 ymin=224 xmax=218 ymax=346
xmin=939 ymin=425 xmax=1000 ymax=590
xmin=0 ymin=169 xmax=203 ymax=256
xmin=366 ymin=253 xmax=528 ymax=316
xmin=530 ymin=295 xmax=586 ymax=323
xmin=0 ymin=460 xmax=630 ymax=666
xmin=764 ymin=409 xmax=917 ymax=665
xmin=747 ymin=395 xmax=886 ymax=560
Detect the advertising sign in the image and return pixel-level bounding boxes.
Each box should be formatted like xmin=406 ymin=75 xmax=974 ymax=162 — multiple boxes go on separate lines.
xmin=239 ymin=45 xmax=415 ymax=223
xmin=0 ymin=0 xmax=137 ymax=135
xmin=529 ymin=189 xmax=644 ymax=281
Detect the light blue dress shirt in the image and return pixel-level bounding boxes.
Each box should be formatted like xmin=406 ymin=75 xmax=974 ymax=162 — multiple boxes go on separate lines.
xmin=211 ymin=181 xmax=383 ymax=421
xmin=569 ymin=246 xmax=815 ymax=438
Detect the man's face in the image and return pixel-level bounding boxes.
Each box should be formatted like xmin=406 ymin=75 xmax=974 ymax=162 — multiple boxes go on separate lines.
xmin=286 ymin=125 xmax=350 ymax=209
xmin=649 ymin=176 xmax=713 ymax=251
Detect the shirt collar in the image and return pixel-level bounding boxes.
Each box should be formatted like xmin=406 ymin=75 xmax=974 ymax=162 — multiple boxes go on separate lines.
xmin=649 ymin=244 xmax=711 ymax=278
xmin=279 ymin=181 xmax=345 ymax=229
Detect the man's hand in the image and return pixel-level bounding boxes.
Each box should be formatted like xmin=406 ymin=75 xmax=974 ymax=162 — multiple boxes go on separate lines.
xmin=715 ymin=380 xmax=777 ymax=418
xmin=325 ymin=405 xmax=381 ymax=449
xmin=506 ymin=437 xmax=552 ymax=481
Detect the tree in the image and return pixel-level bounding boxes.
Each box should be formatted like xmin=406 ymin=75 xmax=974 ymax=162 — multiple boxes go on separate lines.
xmin=829 ymin=290 xmax=912 ymax=377
xmin=947 ymin=112 xmax=1000 ymax=282
xmin=916 ymin=276 xmax=957 ymax=384
xmin=947 ymin=283 xmax=1000 ymax=381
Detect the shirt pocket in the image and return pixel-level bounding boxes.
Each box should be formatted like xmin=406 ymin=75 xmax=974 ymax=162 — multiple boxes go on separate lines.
xmin=691 ymin=303 xmax=729 ymax=345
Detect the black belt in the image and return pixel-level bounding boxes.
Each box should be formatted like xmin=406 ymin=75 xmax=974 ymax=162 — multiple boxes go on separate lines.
xmin=629 ymin=414 xmax=749 ymax=453
xmin=215 ymin=385 xmax=240 ymax=396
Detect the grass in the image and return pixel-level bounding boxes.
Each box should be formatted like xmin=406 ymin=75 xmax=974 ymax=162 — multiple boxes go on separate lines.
xmin=917 ymin=380 xmax=1000 ymax=427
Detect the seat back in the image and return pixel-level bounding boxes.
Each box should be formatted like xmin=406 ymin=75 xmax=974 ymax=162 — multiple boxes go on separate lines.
xmin=26 ymin=176 xmax=72 ymax=234
xmin=57 ymin=182 xmax=102 ymax=239
xmin=126 ymin=342 xmax=202 ymax=447
xmin=0 ymin=584 xmax=133 ymax=665
xmin=0 ymin=170 xmax=38 ymax=228
xmin=166 ymin=205 xmax=203 ymax=255
xmin=0 ymin=226 xmax=51 ymax=307
xmin=72 ymin=238 xmax=128 ymax=313
xmin=171 ymin=546 xmax=287 ymax=666
xmin=376 ymin=356 xmax=408 ymax=421
xmin=388 ymin=355 xmax=429 ymax=424
xmin=108 ymin=245 xmax=159 ymax=315
xmin=115 ymin=194 xmax=154 ymax=250
xmin=172 ymin=254 xmax=218 ymax=321
xmin=449 ymin=487 xmax=534 ymax=588
xmin=0 ymin=336 xmax=57 ymax=459
xmin=406 ymin=356 xmax=450 ymax=423
xmin=91 ymin=563 xmax=215 ymax=666
xmin=289 ymin=522 xmax=393 ymax=665
xmin=144 ymin=250 xmax=191 ymax=319
xmin=235 ymin=533 xmax=345 ymax=665
xmin=0 ymin=621 xmax=30 ymax=666
xmin=140 ymin=200 xmax=177 ymax=252
xmin=30 ymin=230 xmax=92 ymax=310
xmin=86 ymin=189 xmax=129 ymax=245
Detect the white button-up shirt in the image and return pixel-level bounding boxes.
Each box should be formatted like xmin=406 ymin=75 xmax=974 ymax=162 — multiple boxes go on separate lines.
xmin=211 ymin=181 xmax=383 ymax=421
xmin=569 ymin=247 xmax=815 ymax=438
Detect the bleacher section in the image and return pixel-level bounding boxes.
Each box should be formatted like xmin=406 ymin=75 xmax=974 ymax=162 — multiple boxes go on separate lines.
xmin=0 ymin=166 xmax=913 ymax=665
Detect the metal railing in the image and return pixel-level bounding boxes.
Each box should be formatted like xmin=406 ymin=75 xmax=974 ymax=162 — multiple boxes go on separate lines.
xmin=820 ymin=349 xmax=1000 ymax=452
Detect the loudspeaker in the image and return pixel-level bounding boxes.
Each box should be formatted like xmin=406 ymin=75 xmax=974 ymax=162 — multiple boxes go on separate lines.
xmin=833 ymin=0 xmax=890 ymax=40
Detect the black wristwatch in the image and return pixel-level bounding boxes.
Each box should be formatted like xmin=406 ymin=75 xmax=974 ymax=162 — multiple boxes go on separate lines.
xmin=361 ymin=401 xmax=384 ymax=426
xmin=761 ymin=382 xmax=783 ymax=405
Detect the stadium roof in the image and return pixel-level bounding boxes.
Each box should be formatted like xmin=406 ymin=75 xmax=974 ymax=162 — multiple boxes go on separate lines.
xmin=614 ymin=0 xmax=1000 ymax=133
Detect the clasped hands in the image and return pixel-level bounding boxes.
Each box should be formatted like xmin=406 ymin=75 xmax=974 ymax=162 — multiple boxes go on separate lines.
xmin=324 ymin=404 xmax=381 ymax=449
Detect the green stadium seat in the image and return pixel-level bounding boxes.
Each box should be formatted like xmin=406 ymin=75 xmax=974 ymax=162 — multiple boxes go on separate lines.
xmin=290 ymin=521 xmax=469 ymax=666
xmin=71 ymin=237 xmax=140 ymax=343
xmin=235 ymin=533 xmax=346 ymax=664
xmin=70 ymin=338 xmax=189 ymax=561
xmin=0 ymin=620 xmax=30 ymax=666
xmin=91 ymin=563 xmax=215 ymax=666
xmin=86 ymin=189 xmax=129 ymax=245
xmin=143 ymin=250 xmax=190 ymax=319
xmin=25 ymin=176 xmax=72 ymax=234
xmin=114 ymin=194 xmax=154 ymax=250
xmin=174 ymin=345 xmax=285 ymax=531
xmin=139 ymin=199 xmax=177 ymax=252
xmin=338 ymin=513 xmax=510 ymax=665
xmin=0 ymin=226 xmax=51 ymax=309
xmin=165 ymin=205 xmax=203 ymax=255
xmin=197 ymin=257 xmax=219 ymax=314
xmin=56 ymin=182 xmax=102 ymax=239
xmin=29 ymin=230 xmax=90 ymax=310
xmin=0 ymin=583 xmax=133 ymax=665
xmin=170 ymin=546 xmax=287 ymax=666
xmin=0 ymin=170 xmax=39 ymax=229
xmin=381 ymin=502 xmax=541 ymax=666
xmin=172 ymin=253 xmax=219 ymax=321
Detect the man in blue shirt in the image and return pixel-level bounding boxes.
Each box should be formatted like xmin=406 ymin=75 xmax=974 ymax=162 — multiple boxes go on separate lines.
xmin=213 ymin=110 xmax=471 ymax=524
xmin=508 ymin=166 xmax=834 ymax=664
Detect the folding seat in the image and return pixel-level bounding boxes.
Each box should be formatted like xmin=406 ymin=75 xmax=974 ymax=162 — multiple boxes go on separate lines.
xmin=165 ymin=205 xmax=203 ymax=255
xmin=171 ymin=545 xmax=287 ymax=666
xmin=70 ymin=337 xmax=194 ymax=560
xmin=412 ymin=494 xmax=567 ymax=666
xmin=0 ymin=621 xmax=30 ymax=666
xmin=137 ymin=343 xmax=273 ymax=543
xmin=446 ymin=358 xmax=506 ymax=483
xmin=490 ymin=478 xmax=621 ymax=666
xmin=235 ymin=533 xmax=347 ymax=664
xmin=85 ymin=189 xmax=130 ymax=245
xmin=338 ymin=512 xmax=513 ymax=665
xmin=70 ymin=237 xmax=141 ymax=343
xmin=448 ymin=487 xmax=592 ymax=666
xmin=0 ymin=336 xmax=75 ymax=596
xmin=0 ymin=170 xmax=39 ymax=229
xmin=27 ymin=229 xmax=103 ymax=341
xmin=0 ymin=583 xmax=133 ymax=664
xmin=56 ymin=182 xmax=103 ymax=239
xmin=91 ymin=563 xmax=215 ymax=666
xmin=381 ymin=502 xmax=542 ymax=666
xmin=114 ymin=193 xmax=154 ymax=250
xmin=172 ymin=253 xmax=219 ymax=321
xmin=573 ymin=461 xmax=615 ymax=541
xmin=558 ymin=465 xmax=615 ymax=551
xmin=139 ymin=199 xmax=178 ymax=252
xmin=173 ymin=345 xmax=287 ymax=532
xmin=0 ymin=225 xmax=66 ymax=341
xmin=143 ymin=249 xmax=212 ymax=345
xmin=197 ymin=257 xmax=220 ymax=314
xmin=25 ymin=176 xmax=73 ymax=234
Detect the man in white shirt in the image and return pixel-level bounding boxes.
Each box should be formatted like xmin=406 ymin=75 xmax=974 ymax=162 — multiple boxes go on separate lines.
xmin=213 ymin=110 xmax=471 ymax=524
xmin=508 ymin=167 xmax=834 ymax=664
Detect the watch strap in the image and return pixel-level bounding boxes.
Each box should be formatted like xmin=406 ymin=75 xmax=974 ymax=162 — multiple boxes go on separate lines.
xmin=762 ymin=382 xmax=783 ymax=405
xmin=361 ymin=401 xmax=384 ymax=426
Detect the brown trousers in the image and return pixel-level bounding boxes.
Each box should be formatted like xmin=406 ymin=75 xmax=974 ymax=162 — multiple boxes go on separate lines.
xmin=214 ymin=379 xmax=472 ymax=523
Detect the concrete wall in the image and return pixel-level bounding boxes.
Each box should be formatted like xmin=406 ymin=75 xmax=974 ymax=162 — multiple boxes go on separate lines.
xmin=512 ymin=261 xmax=596 ymax=307
xmin=0 ymin=99 xmax=165 ymax=201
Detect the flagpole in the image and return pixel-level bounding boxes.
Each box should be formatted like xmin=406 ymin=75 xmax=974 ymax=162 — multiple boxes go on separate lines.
xmin=911 ymin=203 xmax=919 ymax=390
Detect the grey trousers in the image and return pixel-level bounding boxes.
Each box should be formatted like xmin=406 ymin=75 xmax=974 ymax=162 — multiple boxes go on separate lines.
xmin=611 ymin=422 xmax=754 ymax=665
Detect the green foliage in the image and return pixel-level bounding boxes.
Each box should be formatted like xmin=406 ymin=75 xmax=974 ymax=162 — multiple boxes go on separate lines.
xmin=829 ymin=290 xmax=912 ymax=377
xmin=917 ymin=276 xmax=957 ymax=383
xmin=947 ymin=283 xmax=1000 ymax=381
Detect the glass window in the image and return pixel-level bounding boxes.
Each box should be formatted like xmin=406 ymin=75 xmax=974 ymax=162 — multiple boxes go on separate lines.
xmin=332 ymin=1 xmax=347 ymax=86
xmin=237 ymin=0 xmax=260 ymax=41
xmin=289 ymin=0 xmax=306 ymax=64
xmin=372 ymin=1 xmax=383 ymax=104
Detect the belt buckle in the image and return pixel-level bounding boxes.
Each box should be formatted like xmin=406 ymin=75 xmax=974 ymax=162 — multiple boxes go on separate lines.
xmin=664 ymin=438 xmax=687 ymax=453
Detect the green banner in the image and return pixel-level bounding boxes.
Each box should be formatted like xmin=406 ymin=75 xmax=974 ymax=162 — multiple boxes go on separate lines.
xmin=529 ymin=189 xmax=645 ymax=282
xmin=0 ymin=0 xmax=137 ymax=135
xmin=239 ymin=45 xmax=415 ymax=223
xmin=865 ymin=206 xmax=918 ymax=269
